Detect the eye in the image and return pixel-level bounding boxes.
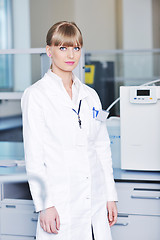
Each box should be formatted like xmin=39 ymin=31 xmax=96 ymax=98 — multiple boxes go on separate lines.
xmin=59 ymin=46 xmax=67 ymax=51
xmin=74 ymin=47 xmax=81 ymax=51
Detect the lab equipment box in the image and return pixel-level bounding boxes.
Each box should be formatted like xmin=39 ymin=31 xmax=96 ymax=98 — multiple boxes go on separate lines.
xmin=120 ymin=86 xmax=160 ymax=171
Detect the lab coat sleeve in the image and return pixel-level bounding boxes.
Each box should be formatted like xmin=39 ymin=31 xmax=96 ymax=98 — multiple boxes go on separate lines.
xmin=92 ymin=90 xmax=118 ymax=201
xmin=21 ymin=87 xmax=55 ymax=212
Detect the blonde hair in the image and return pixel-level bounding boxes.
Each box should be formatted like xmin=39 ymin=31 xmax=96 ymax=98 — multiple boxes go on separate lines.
xmin=46 ymin=21 xmax=83 ymax=47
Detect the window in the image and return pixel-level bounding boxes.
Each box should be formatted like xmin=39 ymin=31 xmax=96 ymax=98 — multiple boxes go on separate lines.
xmin=0 ymin=0 xmax=13 ymax=90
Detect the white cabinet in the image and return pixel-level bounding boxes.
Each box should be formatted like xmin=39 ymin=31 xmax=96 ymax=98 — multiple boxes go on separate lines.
xmin=111 ymin=182 xmax=160 ymax=240
xmin=0 ymin=199 xmax=38 ymax=239
xmin=112 ymin=214 xmax=160 ymax=240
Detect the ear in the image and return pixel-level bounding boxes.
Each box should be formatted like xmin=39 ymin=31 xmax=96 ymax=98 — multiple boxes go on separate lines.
xmin=46 ymin=45 xmax=51 ymax=57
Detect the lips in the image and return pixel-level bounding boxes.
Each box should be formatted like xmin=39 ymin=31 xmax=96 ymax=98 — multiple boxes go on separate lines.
xmin=65 ymin=61 xmax=75 ymax=65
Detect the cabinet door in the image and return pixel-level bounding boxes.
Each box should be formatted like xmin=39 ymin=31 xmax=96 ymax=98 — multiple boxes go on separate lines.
xmin=116 ymin=182 xmax=160 ymax=215
xmin=1 ymin=200 xmax=38 ymax=236
xmin=111 ymin=214 xmax=160 ymax=240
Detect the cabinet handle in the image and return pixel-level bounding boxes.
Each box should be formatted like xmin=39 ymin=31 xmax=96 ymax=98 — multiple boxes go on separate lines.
xmin=131 ymin=195 xmax=160 ymax=200
xmin=31 ymin=217 xmax=38 ymax=222
xmin=5 ymin=205 xmax=16 ymax=208
xmin=118 ymin=213 xmax=129 ymax=218
xmin=115 ymin=222 xmax=129 ymax=226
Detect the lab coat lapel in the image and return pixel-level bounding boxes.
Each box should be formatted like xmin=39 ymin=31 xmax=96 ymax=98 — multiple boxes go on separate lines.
xmin=50 ymin=76 xmax=89 ymax=108
xmin=62 ymin=82 xmax=89 ymax=108
xmin=73 ymin=75 xmax=89 ymax=102
xmin=51 ymin=88 xmax=73 ymax=109
xmin=44 ymin=70 xmax=73 ymax=108
xmin=45 ymin=70 xmax=89 ymax=108
xmin=78 ymin=85 xmax=88 ymax=102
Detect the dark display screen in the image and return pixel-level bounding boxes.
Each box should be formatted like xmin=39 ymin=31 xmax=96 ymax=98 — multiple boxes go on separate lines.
xmin=137 ymin=89 xmax=150 ymax=96
xmin=85 ymin=67 xmax=91 ymax=73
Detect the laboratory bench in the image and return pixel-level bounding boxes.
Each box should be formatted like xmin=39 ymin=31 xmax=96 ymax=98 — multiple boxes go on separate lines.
xmin=0 ymin=165 xmax=160 ymax=239
xmin=113 ymin=168 xmax=160 ymax=183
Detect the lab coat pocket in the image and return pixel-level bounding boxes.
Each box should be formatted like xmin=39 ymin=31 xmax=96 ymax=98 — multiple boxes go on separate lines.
xmin=88 ymin=118 xmax=101 ymax=141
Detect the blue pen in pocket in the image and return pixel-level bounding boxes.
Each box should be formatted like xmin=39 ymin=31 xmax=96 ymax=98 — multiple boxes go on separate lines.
xmin=92 ymin=107 xmax=99 ymax=119
xmin=92 ymin=107 xmax=109 ymax=121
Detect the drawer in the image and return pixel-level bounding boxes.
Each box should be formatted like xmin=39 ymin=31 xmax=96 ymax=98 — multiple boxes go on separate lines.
xmin=111 ymin=214 xmax=160 ymax=240
xmin=1 ymin=199 xmax=38 ymax=237
xmin=116 ymin=182 xmax=160 ymax=215
xmin=1 ymin=235 xmax=36 ymax=240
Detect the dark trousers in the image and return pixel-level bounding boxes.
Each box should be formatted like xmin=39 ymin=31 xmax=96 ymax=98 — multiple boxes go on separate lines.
xmin=92 ymin=225 xmax=95 ymax=240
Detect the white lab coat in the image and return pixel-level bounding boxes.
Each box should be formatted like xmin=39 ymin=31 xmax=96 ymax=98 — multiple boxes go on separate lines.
xmin=21 ymin=70 xmax=118 ymax=240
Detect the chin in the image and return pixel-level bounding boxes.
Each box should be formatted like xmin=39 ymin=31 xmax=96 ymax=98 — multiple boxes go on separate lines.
xmin=65 ymin=66 xmax=77 ymax=72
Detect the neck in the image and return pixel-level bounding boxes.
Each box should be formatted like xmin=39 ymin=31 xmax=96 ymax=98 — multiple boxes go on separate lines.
xmin=62 ymin=73 xmax=73 ymax=89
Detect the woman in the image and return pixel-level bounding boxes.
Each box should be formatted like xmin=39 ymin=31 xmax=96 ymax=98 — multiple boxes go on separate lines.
xmin=21 ymin=21 xmax=118 ymax=240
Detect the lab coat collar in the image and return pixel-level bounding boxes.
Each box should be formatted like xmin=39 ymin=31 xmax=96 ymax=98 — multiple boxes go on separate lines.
xmin=45 ymin=69 xmax=89 ymax=107
xmin=46 ymin=69 xmax=66 ymax=92
xmin=72 ymin=74 xmax=89 ymax=101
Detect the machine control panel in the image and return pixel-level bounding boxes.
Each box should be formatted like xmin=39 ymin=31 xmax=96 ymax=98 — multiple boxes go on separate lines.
xmin=130 ymin=87 xmax=157 ymax=104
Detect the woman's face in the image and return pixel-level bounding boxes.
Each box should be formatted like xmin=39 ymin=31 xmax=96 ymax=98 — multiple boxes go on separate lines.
xmin=47 ymin=44 xmax=81 ymax=75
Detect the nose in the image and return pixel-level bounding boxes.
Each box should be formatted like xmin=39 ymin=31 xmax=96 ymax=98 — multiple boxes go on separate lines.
xmin=67 ymin=48 xmax=74 ymax=58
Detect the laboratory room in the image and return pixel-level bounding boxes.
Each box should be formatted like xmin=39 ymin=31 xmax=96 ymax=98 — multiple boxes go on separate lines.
xmin=0 ymin=0 xmax=160 ymax=239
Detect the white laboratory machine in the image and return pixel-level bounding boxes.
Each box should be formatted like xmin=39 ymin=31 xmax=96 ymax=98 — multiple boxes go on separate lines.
xmin=106 ymin=117 xmax=121 ymax=168
xmin=120 ymin=86 xmax=160 ymax=171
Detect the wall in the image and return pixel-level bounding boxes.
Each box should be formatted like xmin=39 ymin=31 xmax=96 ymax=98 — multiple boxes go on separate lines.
xmin=121 ymin=0 xmax=153 ymax=84
xmin=29 ymin=0 xmax=75 ymax=83
xmin=152 ymin=0 xmax=160 ymax=49
xmin=122 ymin=0 xmax=153 ymax=49
xmin=29 ymin=0 xmax=74 ymax=48
xmin=74 ymin=0 xmax=116 ymax=51
xmin=115 ymin=0 xmax=123 ymax=49
xmin=152 ymin=0 xmax=160 ymax=78
xmin=29 ymin=0 xmax=116 ymax=51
